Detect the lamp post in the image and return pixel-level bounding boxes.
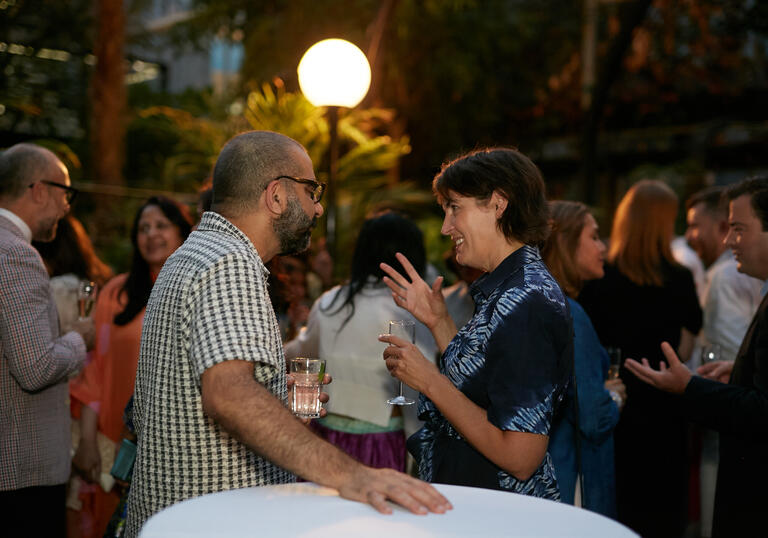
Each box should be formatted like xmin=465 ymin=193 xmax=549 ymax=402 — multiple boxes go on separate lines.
xmin=298 ymin=38 xmax=371 ymax=263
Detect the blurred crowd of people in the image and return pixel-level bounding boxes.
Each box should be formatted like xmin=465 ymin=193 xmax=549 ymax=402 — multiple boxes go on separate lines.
xmin=1 ymin=136 xmax=767 ymax=538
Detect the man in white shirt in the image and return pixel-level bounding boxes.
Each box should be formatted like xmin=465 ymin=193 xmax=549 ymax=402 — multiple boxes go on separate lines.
xmin=684 ymin=185 xmax=764 ymax=537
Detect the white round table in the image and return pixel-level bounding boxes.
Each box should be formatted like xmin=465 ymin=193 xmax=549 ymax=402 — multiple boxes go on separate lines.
xmin=140 ymin=482 xmax=637 ymax=537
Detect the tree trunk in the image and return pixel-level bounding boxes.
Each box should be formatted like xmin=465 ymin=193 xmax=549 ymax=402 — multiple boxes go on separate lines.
xmin=91 ymin=0 xmax=125 ymax=247
xmin=581 ymin=0 xmax=652 ymax=206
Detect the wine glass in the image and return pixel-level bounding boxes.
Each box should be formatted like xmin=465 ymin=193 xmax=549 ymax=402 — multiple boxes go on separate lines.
xmin=701 ymin=343 xmax=723 ymax=365
xmin=386 ymin=320 xmax=416 ymax=406
xmin=77 ymin=280 xmax=96 ymax=320
xmin=606 ymin=347 xmax=621 ymax=380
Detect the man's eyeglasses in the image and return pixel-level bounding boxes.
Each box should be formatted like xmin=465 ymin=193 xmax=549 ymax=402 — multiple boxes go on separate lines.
xmin=29 ymin=180 xmax=79 ymax=204
xmin=274 ymin=175 xmax=326 ymax=204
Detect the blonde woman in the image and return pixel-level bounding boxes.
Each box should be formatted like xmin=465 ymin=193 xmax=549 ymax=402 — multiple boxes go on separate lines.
xmin=578 ymin=180 xmax=702 ymax=538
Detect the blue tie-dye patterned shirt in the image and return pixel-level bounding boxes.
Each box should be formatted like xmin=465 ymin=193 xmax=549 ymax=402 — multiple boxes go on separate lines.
xmin=408 ymin=245 xmax=573 ymax=499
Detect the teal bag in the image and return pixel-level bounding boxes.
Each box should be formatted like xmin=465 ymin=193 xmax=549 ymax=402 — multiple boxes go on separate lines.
xmin=110 ymin=439 xmax=136 ymax=481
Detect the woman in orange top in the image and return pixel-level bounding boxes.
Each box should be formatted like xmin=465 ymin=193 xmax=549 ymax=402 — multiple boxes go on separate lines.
xmin=69 ymin=196 xmax=192 ymax=538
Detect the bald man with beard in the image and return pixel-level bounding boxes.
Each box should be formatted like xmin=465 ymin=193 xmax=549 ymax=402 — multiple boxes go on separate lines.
xmin=125 ymin=131 xmax=451 ymax=537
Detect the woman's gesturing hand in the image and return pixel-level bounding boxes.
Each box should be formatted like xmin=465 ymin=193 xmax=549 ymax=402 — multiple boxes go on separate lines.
xmin=379 ymin=333 xmax=441 ymax=396
xmin=380 ymin=253 xmax=448 ymax=329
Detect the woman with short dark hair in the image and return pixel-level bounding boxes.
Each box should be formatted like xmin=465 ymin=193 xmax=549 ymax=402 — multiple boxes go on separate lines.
xmin=379 ymin=147 xmax=572 ymax=499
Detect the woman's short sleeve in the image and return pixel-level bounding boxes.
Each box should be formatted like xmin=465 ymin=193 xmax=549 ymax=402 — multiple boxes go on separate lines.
xmin=485 ymin=290 xmax=570 ymax=436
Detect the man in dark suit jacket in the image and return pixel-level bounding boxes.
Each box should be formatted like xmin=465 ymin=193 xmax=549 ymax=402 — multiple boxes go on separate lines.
xmin=626 ymin=176 xmax=768 ymax=537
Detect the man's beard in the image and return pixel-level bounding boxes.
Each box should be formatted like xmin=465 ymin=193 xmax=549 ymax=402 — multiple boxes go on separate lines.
xmin=34 ymin=216 xmax=59 ymax=242
xmin=273 ymin=196 xmax=316 ymax=256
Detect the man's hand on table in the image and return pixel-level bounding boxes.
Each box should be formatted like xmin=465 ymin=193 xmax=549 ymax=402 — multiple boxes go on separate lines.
xmin=337 ymin=466 xmax=452 ymax=516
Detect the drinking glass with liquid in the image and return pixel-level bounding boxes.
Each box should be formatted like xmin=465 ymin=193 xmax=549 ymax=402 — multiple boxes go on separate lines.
xmin=289 ymin=358 xmax=326 ymax=419
xmin=606 ymin=347 xmax=621 ymax=380
xmin=78 ymin=280 xmax=96 ymax=320
xmin=701 ymin=343 xmax=723 ymax=365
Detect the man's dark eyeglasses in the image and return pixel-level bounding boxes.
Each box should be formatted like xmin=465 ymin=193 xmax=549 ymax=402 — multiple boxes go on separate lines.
xmin=29 ymin=180 xmax=79 ymax=204
xmin=275 ymin=175 xmax=326 ymax=203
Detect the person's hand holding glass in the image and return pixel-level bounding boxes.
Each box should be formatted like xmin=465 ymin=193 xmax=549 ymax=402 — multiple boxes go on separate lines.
xmin=379 ymin=321 xmax=442 ymax=404
xmin=288 ymin=358 xmax=333 ymax=421
xmin=78 ymin=280 xmax=96 ymax=320
xmin=386 ymin=320 xmax=416 ymax=405
xmin=697 ymin=342 xmax=734 ymax=383
xmin=379 ymin=252 xmax=457 ymax=355
xmin=700 ymin=343 xmax=723 ymax=365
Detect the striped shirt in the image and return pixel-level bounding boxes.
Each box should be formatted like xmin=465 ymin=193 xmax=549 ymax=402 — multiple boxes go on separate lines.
xmin=125 ymin=212 xmax=293 ymax=537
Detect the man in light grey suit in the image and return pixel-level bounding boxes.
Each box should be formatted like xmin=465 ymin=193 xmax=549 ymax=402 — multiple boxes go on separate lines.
xmin=0 ymin=144 xmax=94 ymax=537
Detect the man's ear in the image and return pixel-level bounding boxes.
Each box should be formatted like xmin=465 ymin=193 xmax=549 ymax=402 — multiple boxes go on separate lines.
xmin=27 ymin=181 xmax=47 ymax=205
xmin=264 ymin=179 xmax=285 ymax=215
xmin=717 ymin=218 xmax=730 ymax=237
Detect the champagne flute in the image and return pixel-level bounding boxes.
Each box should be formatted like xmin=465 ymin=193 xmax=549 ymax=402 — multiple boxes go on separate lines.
xmin=387 ymin=320 xmax=416 ymax=406
xmin=701 ymin=343 xmax=723 ymax=364
xmin=606 ymin=347 xmax=621 ymax=380
xmin=78 ymin=280 xmax=96 ymax=320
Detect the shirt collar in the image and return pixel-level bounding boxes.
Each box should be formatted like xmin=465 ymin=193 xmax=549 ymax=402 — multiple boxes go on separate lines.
xmin=196 ymin=211 xmax=270 ymax=277
xmin=711 ymin=248 xmax=733 ymax=268
xmin=470 ymin=244 xmax=541 ymax=301
xmin=0 ymin=208 xmax=32 ymax=243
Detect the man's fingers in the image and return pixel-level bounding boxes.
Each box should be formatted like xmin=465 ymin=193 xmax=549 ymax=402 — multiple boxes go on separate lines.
xmin=367 ymin=490 xmax=393 ymax=515
xmin=321 ymin=373 xmax=332 ymax=385
xmin=624 ymin=359 xmax=657 ymax=387
xmin=382 ymin=485 xmax=428 ymax=515
xmin=660 ymin=341 xmax=681 ymax=367
xmin=402 ymin=478 xmax=452 ymax=513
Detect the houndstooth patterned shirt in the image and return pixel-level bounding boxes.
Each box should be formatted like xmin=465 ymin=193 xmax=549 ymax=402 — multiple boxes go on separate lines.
xmin=125 ymin=212 xmax=294 ymax=537
xmin=0 ymin=214 xmax=86 ymax=491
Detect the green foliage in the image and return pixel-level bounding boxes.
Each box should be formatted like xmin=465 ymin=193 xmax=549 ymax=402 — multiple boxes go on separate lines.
xmin=124 ymin=104 xmax=231 ymax=192
xmin=0 ymin=0 xmax=94 ymax=148
xmin=244 ymin=82 xmax=328 ymax=166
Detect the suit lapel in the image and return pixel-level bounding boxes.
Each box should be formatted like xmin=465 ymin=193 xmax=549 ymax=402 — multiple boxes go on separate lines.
xmin=731 ymin=293 xmax=768 ymax=385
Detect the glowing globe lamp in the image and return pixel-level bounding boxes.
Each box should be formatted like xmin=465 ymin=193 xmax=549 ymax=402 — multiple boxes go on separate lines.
xmin=298 ymin=39 xmax=371 ymax=108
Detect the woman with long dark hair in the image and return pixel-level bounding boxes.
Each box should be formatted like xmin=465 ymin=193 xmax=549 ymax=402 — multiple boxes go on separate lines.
xmin=578 ymin=180 xmax=702 ymax=537
xmin=69 ymin=196 xmax=192 ymax=538
xmin=285 ymin=212 xmax=436 ymax=472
